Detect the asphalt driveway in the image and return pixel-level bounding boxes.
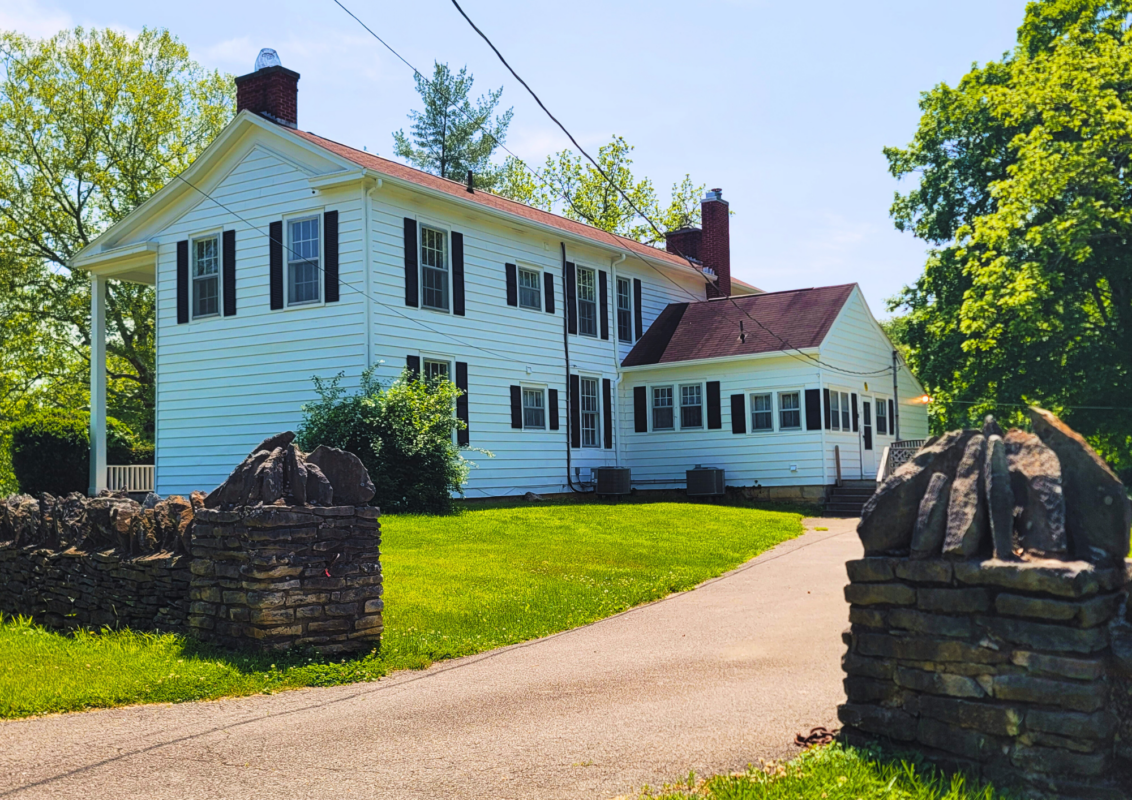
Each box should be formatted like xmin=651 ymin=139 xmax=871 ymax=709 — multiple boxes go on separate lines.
xmin=0 ymin=517 xmax=860 ymax=800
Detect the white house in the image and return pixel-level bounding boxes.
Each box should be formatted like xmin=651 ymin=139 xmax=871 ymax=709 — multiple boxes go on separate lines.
xmin=72 ymin=55 xmax=928 ymax=502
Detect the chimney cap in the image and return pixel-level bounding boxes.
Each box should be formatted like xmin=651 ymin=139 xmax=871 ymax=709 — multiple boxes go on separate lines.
xmin=254 ymin=48 xmax=282 ymax=71
xmin=704 ymin=188 xmax=724 ymax=202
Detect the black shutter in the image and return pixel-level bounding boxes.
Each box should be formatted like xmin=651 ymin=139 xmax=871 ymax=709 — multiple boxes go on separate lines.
xmin=406 ymin=354 xmax=421 ymax=378
xmin=176 ymin=240 xmax=189 ymax=323
xmin=730 ymin=394 xmax=746 ymax=434
xmin=633 ymin=278 xmax=643 ymax=340
xmin=505 ymin=262 xmax=518 ymax=307
xmin=633 ymin=386 xmax=647 ymax=433
xmin=549 ymin=388 xmax=560 ymax=430
xmin=566 ymin=262 xmax=577 ymax=335
xmin=602 ymin=378 xmax=613 ymax=449
xmin=452 ymin=232 xmax=465 ymax=316
xmin=403 ymin=218 xmax=418 ymax=307
xmin=889 ymin=399 xmax=896 ymax=437
xmin=510 ymin=385 xmax=523 ymax=429
xmin=805 ymin=389 xmax=822 ymax=431
xmin=706 ymin=381 xmax=722 ymax=430
xmin=455 ymin=362 xmax=469 ymax=445
xmin=269 ymin=221 xmax=283 ymax=310
xmin=599 ymin=270 xmax=609 ymax=340
xmin=851 ymin=393 xmax=859 ymax=432
xmin=222 ymin=230 xmax=237 ymax=317
xmin=569 ymin=374 xmax=581 ymax=448
xmin=544 ymin=271 xmax=555 ymax=314
xmin=823 ymin=388 xmax=832 ymax=430
xmin=324 ymin=210 xmax=339 ymax=302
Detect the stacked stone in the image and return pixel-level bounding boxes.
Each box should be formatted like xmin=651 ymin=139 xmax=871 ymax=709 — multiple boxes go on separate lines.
xmin=188 ymin=504 xmax=382 ymax=655
xmin=840 ymin=556 xmax=1130 ymax=797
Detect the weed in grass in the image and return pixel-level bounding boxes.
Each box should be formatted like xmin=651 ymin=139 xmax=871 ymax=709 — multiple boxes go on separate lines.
xmin=0 ymin=500 xmax=802 ymax=718
xmin=812 ymin=527 xmax=829 ymax=531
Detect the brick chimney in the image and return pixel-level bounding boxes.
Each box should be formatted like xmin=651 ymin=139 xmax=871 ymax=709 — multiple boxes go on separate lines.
xmin=235 ymin=49 xmax=299 ymax=129
xmin=701 ymin=188 xmax=730 ymax=298
xmin=665 ymin=226 xmax=702 ymax=261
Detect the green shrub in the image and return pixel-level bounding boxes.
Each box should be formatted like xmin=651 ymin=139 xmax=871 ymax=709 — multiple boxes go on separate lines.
xmin=296 ymin=368 xmax=477 ymax=514
xmin=11 ymin=411 xmax=139 ymax=496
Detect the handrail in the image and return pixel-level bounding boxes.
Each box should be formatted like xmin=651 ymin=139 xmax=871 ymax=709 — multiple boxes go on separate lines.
xmin=106 ymin=464 xmax=155 ymax=494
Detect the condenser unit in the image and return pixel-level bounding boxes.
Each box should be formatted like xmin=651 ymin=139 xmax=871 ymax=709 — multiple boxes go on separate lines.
xmin=595 ymin=466 xmax=632 ymax=497
xmin=686 ymin=465 xmax=725 ymax=498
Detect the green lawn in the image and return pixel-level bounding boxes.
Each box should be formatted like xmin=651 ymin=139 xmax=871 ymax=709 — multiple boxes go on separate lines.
xmin=635 ymin=744 xmax=1011 ymax=800
xmin=0 ymin=499 xmax=803 ymax=718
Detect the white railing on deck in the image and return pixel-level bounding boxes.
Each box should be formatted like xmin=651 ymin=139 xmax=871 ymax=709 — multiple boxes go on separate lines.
xmin=877 ymin=440 xmax=928 ymax=483
xmin=107 ymin=464 xmax=154 ymax=494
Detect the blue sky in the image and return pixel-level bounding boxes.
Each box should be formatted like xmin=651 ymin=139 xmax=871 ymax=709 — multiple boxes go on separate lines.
xmin=5 ymin=0 xmax=1029 ymax=316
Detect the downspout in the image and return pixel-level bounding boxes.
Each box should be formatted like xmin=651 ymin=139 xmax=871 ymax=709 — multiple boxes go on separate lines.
xmin=891 ymin=349 xmax=901 ymax=441
xmin=818 ymin=366 xmax=828 ymax=488
xmin=363 ymin=179 xmax=382 ymax=369
xmin=609 ymin=252 xmax=626 ymax=467
xmin=562 ymin=242 xmax=590 ymax=493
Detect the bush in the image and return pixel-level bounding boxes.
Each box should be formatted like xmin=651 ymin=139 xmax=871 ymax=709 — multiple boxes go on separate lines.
xmin=11 ymin=411 xmax=140 ymax=496
xmin=296 ymin=368 xmax=476 ymax=514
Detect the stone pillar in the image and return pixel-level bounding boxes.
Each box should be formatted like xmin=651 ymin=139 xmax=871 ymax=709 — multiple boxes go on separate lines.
xmin=188 ymin=505 xmax=382 ymax=654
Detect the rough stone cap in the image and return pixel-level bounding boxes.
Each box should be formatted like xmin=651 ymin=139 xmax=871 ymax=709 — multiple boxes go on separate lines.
xmin=953 ymin=558 xmax=1128 ymax=598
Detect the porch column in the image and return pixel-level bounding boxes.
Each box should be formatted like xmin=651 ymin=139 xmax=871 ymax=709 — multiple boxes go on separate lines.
xmin=89 ymin=273 xmax=107 ymax=495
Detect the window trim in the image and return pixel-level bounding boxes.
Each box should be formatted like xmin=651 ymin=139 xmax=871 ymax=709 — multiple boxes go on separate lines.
xmin=615 ymin=276 xmax=632 ymax=344
xmin=650 ymin=383 xmax=675 ymax=432
xmin=516 ymin=264 xmax=543 ymax=311
xmin=422 ymin=357 xmax=452 ymax=383
xmin=679 ymin=382 xmax=704 ymax=430
xmin=778 ymin=390 xmax=803 ymax=431
xmin=748 ymin=391 xmax=775 ymax=434
xmin=285 ymin=213 xmax=323 ymax=307
xmin=578 ymin=374 xmax=601 ymax=447
xmin=875 ymin=395 xmax=889 ymax=436
xmin=830 ymin=390 xmax=841 ymax=431
xmin=417 ymin=217 xmax=452 ymax=314
xmin=521 ymin=384 xmax=547 ymax=430
xmin=575 ymin=264 xmax=599 ymax=338
xmin=189 ymin=229 xmax=223 ymax=321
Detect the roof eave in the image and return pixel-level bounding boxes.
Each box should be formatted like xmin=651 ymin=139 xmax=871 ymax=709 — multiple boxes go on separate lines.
xmin=620 ymin=347 xmax=821 ymax=372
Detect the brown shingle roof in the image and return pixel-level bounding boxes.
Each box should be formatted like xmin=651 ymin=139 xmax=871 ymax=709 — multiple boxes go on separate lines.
xmin=622 ymin=284 xmax=856 ymax=367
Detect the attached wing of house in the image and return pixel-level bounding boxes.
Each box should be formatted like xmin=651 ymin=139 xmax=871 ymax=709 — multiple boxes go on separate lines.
xmin=72 ymin=55 xmax=925 ymax=502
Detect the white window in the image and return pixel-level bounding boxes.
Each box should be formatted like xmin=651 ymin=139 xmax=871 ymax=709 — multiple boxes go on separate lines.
xmin=779 ymin=391 xmax=801 ymax=430
xmin=288 ymin=217 xmax=320 ymax=305
xmin=580 ymin=377 xmax=599 ymax=447
xmin=680 ymin=384 xmax=703 ymax=429
xmin=518 ymin=267 xmax=541 ymax=310
xmin=522 ymin=387 xmax=545 ymax=429
xmin=841 ymin=391 xmax=851 ymax=431
xmin=421 ymin=225 xmax=448 ymax=311
xmin=876 ymin=398 xmax=888 ymax=436
xmin=616 ymin=277 xmax=632 ymax=343
xmin=652 ymin=385 xmax=674 ymax=431
xmin=423 ymin=359 xmax=450 ymax=381
xmin=830 ymin=391 xmax=841 ymax=431
xmin=750 ymin=393 xmax=773 ymax=432
xmin=577 ymin=267 xmax=597 ymax=337
xmin=191 ymin=235 xmax=220 ymax=318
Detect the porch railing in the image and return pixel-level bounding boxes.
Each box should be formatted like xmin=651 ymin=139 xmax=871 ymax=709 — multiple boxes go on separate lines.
xmin=107 ymin=464 xmax=155 ymax=494
xmin=876 ymin=440 xmax=928 ymax=483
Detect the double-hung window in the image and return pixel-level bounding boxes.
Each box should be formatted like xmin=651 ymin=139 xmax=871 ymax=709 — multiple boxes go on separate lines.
xmin=876 ymin=398 xmax=888 ymax=435
xmin=652 ymin=386 xmax=674 ymax=431
xmin=830 ymin=392 xmax=841 ymax=431
xmin=577 ymin=267 xmax=597 ymax=337
xmin=518 ymin=267 xmax=541 ymax=310
xmin=191 ymin=235 xmax=220 ymax=318
xmin=750 ymin=393 xmax=773 ymax=432
xmin=840 ymin=391 xmax=851 ymax=430
xmin=779 ymin=391 xmax=801 ymax=430
xmin=680 ymin=384 xmax=703 ymax=429
xmin=522 ymin=387 xmax=546 ymax=429
xmin=580 ymin=377 xmax=599 ymax=447
xmin=420 ymin=225 xmax=449 ymax=311
xmin=423 ymin=359 xmax=450 ymax=382
xmin=288 ymin=217 xmax=320 ymax=305
xmin=616 ymin=277 xmax=632 ymax=343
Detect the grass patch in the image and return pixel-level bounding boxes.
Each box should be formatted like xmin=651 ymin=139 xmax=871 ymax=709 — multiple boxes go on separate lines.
xmin=634 ymin=743 xmax=1011 ymax=800
xmin=0 ymin=499 xmax=802 ymax=718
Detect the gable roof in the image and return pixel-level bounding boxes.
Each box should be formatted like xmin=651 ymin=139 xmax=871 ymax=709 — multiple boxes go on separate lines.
xmin=622 ymin=284 xmax=857 ymax=368
xmin=283 ymin=127 xmax=760 ymax=293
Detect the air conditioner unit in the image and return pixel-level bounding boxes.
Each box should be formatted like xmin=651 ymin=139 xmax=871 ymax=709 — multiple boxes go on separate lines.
xmin=595 ymin=466 xmax=632 ymax=497
xmin=686 ymin=465 xmax=725 ymax=498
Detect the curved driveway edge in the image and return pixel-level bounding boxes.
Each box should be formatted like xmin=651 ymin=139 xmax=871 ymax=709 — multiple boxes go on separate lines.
xmin=0 ymin=518 xmax=860 ymax=800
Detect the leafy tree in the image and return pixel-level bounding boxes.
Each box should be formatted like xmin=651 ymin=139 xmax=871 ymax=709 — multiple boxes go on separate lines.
xmin=393 ymin=62 xmax=512 ymax=189
xmin=0 ymin=27 xmax=233 ymax=443
xmin=496 ymin=135 xmax=705 ymax=244
xmin=885 ymin=0 xmax=1132 ymax=468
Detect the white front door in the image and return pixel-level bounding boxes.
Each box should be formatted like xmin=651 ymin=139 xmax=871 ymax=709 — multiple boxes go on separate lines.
xmin=861 ymin=398 xmax=876 ymax=478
